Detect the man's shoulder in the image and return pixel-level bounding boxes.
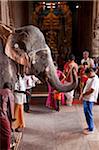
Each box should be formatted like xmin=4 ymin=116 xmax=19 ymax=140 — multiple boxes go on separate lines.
xmin=89 ymin=57 xmax=94 ymax=61
xmin=70 ymin=61 xmax=78 ymax=68
xmin=91 ymin=75 xmax=99 ymax=86
xmin=94 ymin=75 xmax=99 ymax=82
xmin=81 ymin=59 xmax=84 ymax=63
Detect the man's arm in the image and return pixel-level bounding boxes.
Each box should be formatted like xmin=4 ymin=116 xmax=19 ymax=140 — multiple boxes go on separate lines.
xmin=8 ymin=93 xmax=16 ymax=123
xmin=79 ymin=88 xmax=94 ymax=101
xmin=90 ymin=58 xmax=95 ymax=68
xmin=83 ymin=88 xmax=94 ymax=97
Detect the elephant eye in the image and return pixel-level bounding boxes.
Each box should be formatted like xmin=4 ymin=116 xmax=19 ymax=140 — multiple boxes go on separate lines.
xmin=18 ymin=41 xmax=27 ymax=52
xmin=14 ymin=41 xmax=27 ymax=52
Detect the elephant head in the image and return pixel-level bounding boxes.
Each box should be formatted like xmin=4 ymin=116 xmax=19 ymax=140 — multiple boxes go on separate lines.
xmin=4 ymin=25 xmax=78 ymax=92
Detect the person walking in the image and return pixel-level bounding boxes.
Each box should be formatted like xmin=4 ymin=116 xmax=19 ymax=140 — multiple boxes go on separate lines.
xmin=79 ymin=68 xmax=99 ymax=135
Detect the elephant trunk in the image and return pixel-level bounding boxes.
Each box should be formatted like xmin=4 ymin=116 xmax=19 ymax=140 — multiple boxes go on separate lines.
xmin=46 ymin=49 xmax=78 ymax=92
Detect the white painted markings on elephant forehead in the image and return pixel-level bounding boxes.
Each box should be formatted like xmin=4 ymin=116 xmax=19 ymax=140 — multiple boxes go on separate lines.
xmin=45 ymin=66 xmax=50 ymax=72
xmin=8 ymin=61 xmax=13 ymax=78
xmin=28 ymin=45 xmax=49 ymax=64
xmin=29 ymin=51 xmax=36 ymax=64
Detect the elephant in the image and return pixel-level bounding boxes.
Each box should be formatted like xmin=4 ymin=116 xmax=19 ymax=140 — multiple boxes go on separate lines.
xmin=0 ymin=23 xmax=78 ymax=92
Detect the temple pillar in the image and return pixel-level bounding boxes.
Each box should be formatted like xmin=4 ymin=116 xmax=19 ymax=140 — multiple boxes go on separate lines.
xmin=0 ymin=0 xmax=10 ymax=25
xmin=92 ymin=0 xmax=99 ymax=57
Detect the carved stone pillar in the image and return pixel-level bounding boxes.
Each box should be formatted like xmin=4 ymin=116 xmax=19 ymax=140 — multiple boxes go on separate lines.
xmin=62 ymin=3 xmax=72 ymax=51
xmin=0 ymin=0 xmax=10 ymax=25
xmin=92 ymin=0 xmax=99 ymax=57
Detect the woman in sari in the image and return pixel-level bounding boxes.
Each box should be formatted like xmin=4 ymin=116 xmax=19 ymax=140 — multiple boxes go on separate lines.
xmin=46 ymin=63 xmax=65 ymax=111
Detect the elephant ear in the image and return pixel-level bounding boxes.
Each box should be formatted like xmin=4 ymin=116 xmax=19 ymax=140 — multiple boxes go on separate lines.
xmin=0 ymin=23 xmax=29 ymax=66
xmin=5 ymin=34 xmax=29 ymax=66
xmin=0 ymin=23 xmax=13 ymax=46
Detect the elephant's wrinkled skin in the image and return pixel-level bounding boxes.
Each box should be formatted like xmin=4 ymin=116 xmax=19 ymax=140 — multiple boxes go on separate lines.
xmin=0 ymin=24 xmax=78 ymax=91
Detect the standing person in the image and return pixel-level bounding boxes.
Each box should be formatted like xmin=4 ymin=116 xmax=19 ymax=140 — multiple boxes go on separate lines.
xmin=63 ymin=54 xmax=78 ymax=106
xmin=24 ymin=74 xmax=40 ymax=113
xmin=53 ymin=89 xmax=63 ymax=111
xmin=81 ymin=50 xmax=94 ymax=68
xmin=0 ymin=82 xmax=15 ymax=150
xmin=14 ymin=74 xmax=26 ymax=132
xmin=79 ymin=68 xmax=99 ymax=135
xmin=53 ymin=69 xmax=66 ymax=111
xmin=78 ymin=62 xmax=88 ymax=95
xmin=46 ymin=62 xmax=65 ymax=111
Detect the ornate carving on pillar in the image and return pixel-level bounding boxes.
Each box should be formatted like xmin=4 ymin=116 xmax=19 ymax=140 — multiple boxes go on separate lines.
xmin=41 ymin=7 xmax=60 ymax=60
xmin=92 ymin=0 xmax=99 ymax=57
xmin=32 ymin=2 xmax=72 ymax=61
xmin=60 ymin=2 xmax=72 ymax=51
xmin=32 ymin=3 xmax=43 ymax=27
xmin=92 ymin=15 xmax=99 ymax=57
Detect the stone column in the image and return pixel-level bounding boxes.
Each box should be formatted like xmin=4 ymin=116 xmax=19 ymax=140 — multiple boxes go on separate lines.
xmin=0 ymin=0 xmax=10 ymax=25
xmin=92 ymin=0 xmax=99 ymax=57
xmin=0 ymin=0 xmax=15 ymax=27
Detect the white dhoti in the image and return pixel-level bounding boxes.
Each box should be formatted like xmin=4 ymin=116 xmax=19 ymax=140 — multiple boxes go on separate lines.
xmin=64 ymin=81 xmax=74 ymax=106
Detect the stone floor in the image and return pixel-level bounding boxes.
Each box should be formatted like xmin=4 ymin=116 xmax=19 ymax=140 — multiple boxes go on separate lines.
xmin=11 ymin=132 xmax=22 ymax=150
xmin=19 ymin=104 xmax=99 ymax=150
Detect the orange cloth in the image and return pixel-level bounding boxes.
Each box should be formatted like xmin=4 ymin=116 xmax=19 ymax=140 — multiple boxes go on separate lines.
xmin=13 ymin=103 xmax=25 ymax=129
xmin=53 ymin=90 xmax=62 ymax=101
